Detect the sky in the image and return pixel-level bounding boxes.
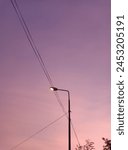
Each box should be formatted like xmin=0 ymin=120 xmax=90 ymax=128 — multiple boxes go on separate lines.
xmin=0 ymin=0 xmax=111 ymax=150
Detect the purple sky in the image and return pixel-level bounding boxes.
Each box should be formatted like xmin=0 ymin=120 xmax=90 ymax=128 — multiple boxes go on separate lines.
xmin=0 ymin=0 xmax=110 ymax=150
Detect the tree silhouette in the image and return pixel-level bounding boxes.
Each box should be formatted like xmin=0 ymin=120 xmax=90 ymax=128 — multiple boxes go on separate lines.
xmin=75 ymin=138 xmax=111 ymax=150
xmin=75 ymin=139 xmax=95 ymax=150
xmin=102 ymin=137 xmax=111 ymax=150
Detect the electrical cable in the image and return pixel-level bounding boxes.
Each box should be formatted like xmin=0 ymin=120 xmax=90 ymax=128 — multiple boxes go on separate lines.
xmin=10 ymin=113 xmax=67 ymax=150
xmin=10 ymin=0 xmax=80 ymax=146
xmin=10 ymin=0 xmax=66 ymax=116
xmin=10 ymin=0 xmax=54 ymax=87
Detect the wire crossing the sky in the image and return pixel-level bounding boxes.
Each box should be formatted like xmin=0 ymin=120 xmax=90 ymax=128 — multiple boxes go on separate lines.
xmin=10 ymin=0 xmax=80 ymax=146
xmin=10 ymin=113 xmax=67 ymax=150
xmin=10 ymin=0 xmax=66 ymax=119
xmin=10 ymin=0 xmax=54 ymax=87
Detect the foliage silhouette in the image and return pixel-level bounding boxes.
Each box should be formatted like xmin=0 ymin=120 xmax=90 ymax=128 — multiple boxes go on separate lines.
xmin=75 ymin=139 xmax=95 ymax=150
xmin=75 ymin=138 xmax=111 ymax=150
xmin=102 ymin=137 xmax=111 ymax=150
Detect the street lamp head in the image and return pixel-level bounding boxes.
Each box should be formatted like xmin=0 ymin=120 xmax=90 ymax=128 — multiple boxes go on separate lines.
xmin=50 ymin=87 xmax=58 ymax=91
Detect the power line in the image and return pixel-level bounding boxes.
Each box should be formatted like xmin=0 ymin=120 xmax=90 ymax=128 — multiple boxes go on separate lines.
xmin=10 ymin=0 xmax=66 ymax=119
xmin=10 ymin=113 xmax=67 ymax=150
xmin=10 ymin=0 xmax=80 ymax=146
xmin=10 ymin=0 xmax=54 ymax=87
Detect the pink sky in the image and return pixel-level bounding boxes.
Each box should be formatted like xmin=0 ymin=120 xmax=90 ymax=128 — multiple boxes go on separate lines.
xmin=0 ymin=0 xmax=110 ymax=150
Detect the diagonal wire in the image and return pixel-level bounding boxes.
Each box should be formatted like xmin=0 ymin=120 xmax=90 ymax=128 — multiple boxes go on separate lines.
xmin=10 ymin=0 xmax=80 ymax=146
xmin=10 ymin=0 xmax=54 ymax=87
xmin=10 ymin=113 xmax=67 ymax=150
xmin=10 ymin=0 xmax=66 ymax=115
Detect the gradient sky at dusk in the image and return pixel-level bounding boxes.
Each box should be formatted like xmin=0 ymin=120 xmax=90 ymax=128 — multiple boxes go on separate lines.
xmin=0 ymin=0 xmax=110 ymax=150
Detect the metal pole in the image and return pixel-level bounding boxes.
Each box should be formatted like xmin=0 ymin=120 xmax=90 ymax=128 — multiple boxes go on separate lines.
xmin=57 ymin=89 xmax=71 ymax=150
xmin=50 ymin=87 xmax=71 ymax=150
xmin=68 ymin=91 xmax=71 ymax=150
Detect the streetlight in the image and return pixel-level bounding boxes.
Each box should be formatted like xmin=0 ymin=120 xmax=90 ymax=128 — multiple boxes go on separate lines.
xmin=50 ymin=87 xmax=71 ymax=150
